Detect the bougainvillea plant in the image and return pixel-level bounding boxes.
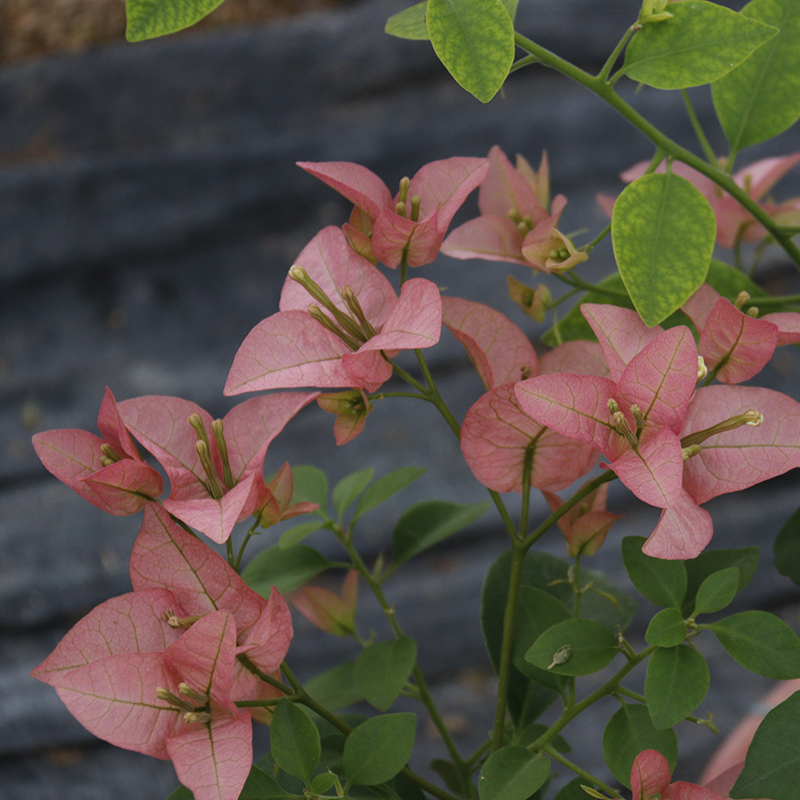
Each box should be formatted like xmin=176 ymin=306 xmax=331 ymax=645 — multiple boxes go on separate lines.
xmin=29 ymin=1 xmax=800 ymax=800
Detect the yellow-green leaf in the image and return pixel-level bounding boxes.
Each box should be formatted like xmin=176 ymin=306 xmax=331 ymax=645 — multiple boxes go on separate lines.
xmin=622 ymin=0 xmax=777 ymax=90
xmin=612 ymin=172 xmax=715 ymax=326
xmin=713 ymin=0 xmax=800 ymax=152
xmin=427 ymin=0 xmax=514 ymax=103
xmin=126 ymin=0 xmax=227 ymax=41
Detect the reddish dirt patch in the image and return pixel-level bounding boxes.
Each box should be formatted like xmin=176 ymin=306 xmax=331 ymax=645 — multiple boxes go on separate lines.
xmin=0 ymin=0 xmax=344 ymax=63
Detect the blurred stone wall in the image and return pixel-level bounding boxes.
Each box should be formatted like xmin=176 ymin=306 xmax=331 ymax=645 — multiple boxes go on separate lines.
xmin=1 ymin=1 xmax=799 ymax=797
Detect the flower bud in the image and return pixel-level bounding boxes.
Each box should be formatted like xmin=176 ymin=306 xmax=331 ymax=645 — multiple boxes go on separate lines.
xmin=291 ymin=571 xmax=359 ymax=637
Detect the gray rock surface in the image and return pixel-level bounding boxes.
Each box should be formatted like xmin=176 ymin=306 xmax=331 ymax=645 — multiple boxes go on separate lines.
xmin=2 ymin=0 xmax=800 ymax=797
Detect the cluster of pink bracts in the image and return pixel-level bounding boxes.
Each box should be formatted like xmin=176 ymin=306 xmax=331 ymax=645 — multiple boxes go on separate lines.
xmin=30 ymin=149 xmax=800 ymax=800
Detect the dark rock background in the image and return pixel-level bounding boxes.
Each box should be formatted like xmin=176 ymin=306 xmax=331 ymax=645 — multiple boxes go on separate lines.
xmin=2 ymin=0 xmax=800 ymax=797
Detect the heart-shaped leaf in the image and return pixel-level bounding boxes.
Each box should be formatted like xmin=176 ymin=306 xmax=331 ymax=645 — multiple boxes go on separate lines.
xmin=612 ymin=172 xmax=715 ymax=326
xmin=622 ymin=0 xmax=777 ymax=89
xmin=427 ymin=0 xmax=515 ymax=103
xmin=713 ymin=0 xmax=800 ymax=152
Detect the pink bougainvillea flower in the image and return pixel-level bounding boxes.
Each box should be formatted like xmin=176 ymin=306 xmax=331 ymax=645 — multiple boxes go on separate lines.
xmin=117 ymin=392 xmax=316 ymax=543
xmin=298 ymin=157 xmax=488 ymax=268
xmin=441 ymin=146 xmax=587 ymax=273
xmin=224 ymin=227 xmax=442 ymax=396
xmin=516 ymin=303 xmax=800 ymax=559
xmin=441 ymin=296 xmax=539 ymax=389
xmin=682 ymin=283 xmax=800 ymax=383
xmin=632 ymin=750 xmax=726 ymax=800
xmin=291 ymin=570 xmax=359 ymax=637
xmin=516 ymin=320 xmax=698 ymax=511
xmin=459 ymin=329 xmax=608 ymax=494
xmin=129 ymin=504 xmax=293 ymax=721
xmin=34 ymin=505 xmax=293 ymax=739
xmin=645 ymin=383 xmax=800 ymax=559
xmin=599 ymin=152 xmax=800 ymax=248
xmin=32 ymin=387 xmax=164 ymax=516
xmin=35 ymin=606 xmax=253 ymax=800
xmin=543 ymin=480 xmax=621 ymax=557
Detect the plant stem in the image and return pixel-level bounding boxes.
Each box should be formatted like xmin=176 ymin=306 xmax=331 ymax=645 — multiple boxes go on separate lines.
xmin=541 ymin=746 xmax=622 ymax=798
xmin=234 ymin=519 xmax=261 ymax=572
xmin=681 ymin=89 xmax=718 ymax=164
xmin=510 ymin=54 xmax=540 ymax=74
xmin=513 ymin=32 xmax=800 ymax=272
xmin=491 ymin=538 xmax=527 ymax=752
xmin=278 ymin=660 xmax=463 ymax=800
xmin=598 ymin=24 xmax=638 ymax=83
xmin=529 ymin=644 xmax=658 ymax=751
xmin=337 ymin=525 xmax=473 ymax=795
xmin=522 ymin=471 xmax=615 ymax=551
xmin=580 ymin=223 xmax=612 ymax=255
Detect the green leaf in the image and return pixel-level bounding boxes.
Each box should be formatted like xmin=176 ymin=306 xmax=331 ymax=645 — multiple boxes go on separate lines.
xmin=386 ymin=1 xmax=430 ymax=40
xmin=693 ymin=567 xmax=740 ymax=616
xmin=553 ymin=778 xmax=594 ymax=800
xmin=353 ymin=467 xmax=426 ymax=521
xmin=427 ymin=0 xmax=515 ymax=103
xmin=602 ymin=703 xmax=678 ymax=789
xmin=525 ymin=619 xmax=619 ymax=676
xmin=392 ymin=499 xmax=490 ymax=565
xmin=645 ymin=608 xmax=687 ymax=648
xmin=731 ymin=692 xmax=800 ymax=800
xmin=622 ymin=0 xmax=777 ymax=89
xmin=354 ymin=637 xmax=418 ymax=711
xmin=540 ymin=260 xmax=760 ymax=347
xmin=706 ymin=260 xmax=768 ymax=302
xmin=271 ymin=700 xmax=321 ymax=783
xmin=279 ymin=521 xmax=324 ymax=550
xmin=612 ymin=172 xmax=715 ymax=326
xmin=125 ymin=0 xmax=227 ymax=41
xmin=164 ymin=767 xmax=291 ymax=800
xmin=332 ymin=468 xmax=374 ymax=519
xmin=304 ymin=661 xmax=363 ymax=711
xmin=682 ymin=546 xmax=759 ymax=617
xmin=291 ymin=466 xmax=329 ymax=512
xmin=478 ymin=748 xmax=551 ymax=800
xmin=516 ymin=723 xmax=570 ymax=753
xmin=774 ymin=504 xmax=800 ymax=587
xmin=713 ymin=0 xmax=800 ymax=152
xmin=311 ymin=774 xmax=337 ymax=795
xmin=622 ymin=537 xmax=687 ymax=608
xmin=513 ymin=587 xmax=570 ymax=691
xmin=645 ymin=645 xmax=710 ymax=729
xmin=343 ymin=713 xmax=417 ymax=785
xmin=708 ymin=611 xmax=800 ymax=678
xmin=431 ymin=759 xmax=465 ymax=795
xmin=242 ymin=544 xmax=331 ymax=595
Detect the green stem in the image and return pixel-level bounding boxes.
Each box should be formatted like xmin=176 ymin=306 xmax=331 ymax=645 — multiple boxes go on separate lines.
xmin=522 ymin=471 xmax=615 ymax=551
xmin=573 ymin=555 xmax=582 ymax=619
xmin=415 ymin=349 xmax=462 ymax=439
xmin=580 ymin=223 xmax=611 ymax=255
xmin=615 ymin=686 xmax=717 ymax=729
xmin=235 ymin=695 xmax=300 ymax=708
xmin=510 ymin=54 xmax=540 ymax=74
xmin=530 ymin=644 xmax=658 ymax=751
xmin=557 ymin=272 xmax=628 ymax=299
xmin=513 ymin=32 xmax=800 ymax=272
xmin=681 ymin=89 xmax=718 ymax=164
xmin=541 ymin=746 xmax=622 ymax=798
xmin=391 ymin=361 xmax=430 ymax=394
xmin=226 ymin=538 xmax=235 ymax=569
xmin=598 ymin=24 xmax=638 ymax=83
xmin=234 ymin=519 xmax=261 ymax=572
xmin=748 ymin=293 xmax=800 ymax=308
xmin=491 ymin=539 xmax=527 ymax=752
xmin=337 ymin=526 xmax=473 ymax=795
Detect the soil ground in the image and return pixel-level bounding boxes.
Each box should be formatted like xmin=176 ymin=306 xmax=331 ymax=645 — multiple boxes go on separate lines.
xmin=0 ymin=0 xmax=346 ymax=63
